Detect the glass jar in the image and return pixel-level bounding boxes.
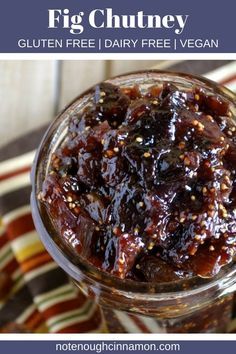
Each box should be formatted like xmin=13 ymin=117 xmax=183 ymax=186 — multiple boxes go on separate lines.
xmin=31 ymin=70 xmax=236 ymax=333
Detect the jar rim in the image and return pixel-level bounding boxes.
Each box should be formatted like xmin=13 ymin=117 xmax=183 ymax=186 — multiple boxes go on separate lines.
xmin=31 ymin=69 xmax=236 ymax=299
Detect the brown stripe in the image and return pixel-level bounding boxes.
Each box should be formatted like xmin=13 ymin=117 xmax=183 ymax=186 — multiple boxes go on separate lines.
xmin=6 ymin=213 xmax=35 ymax=240
xmin=0 ymin=126 xmax=47 ymax=163
xmin=0 ymin=166 xmax=31 ymax=182
xmin=42 ymin=298 xmax=87 ymax=320
xmin=0 ymin=231 xmax=8 ymax=248
xmin=233 ymin=294 xmax=236 ymax=317
xmin=128 ymin=314 xmax=151 ymax=333
xmin=2 ymin=257 xmax=19 ymax=275
xmin=26 ymin=267 xmax=69 ymax=297
xmin=0 ymin=185 xmax=31 ymax=215
xmin=220 ymin=74 xmax=236 ymax=86
xmin=103 ymin=308 xmax=127 ymax=333
xmin=0 ymin=286 xmax=32 ymax=326
xmin=57 ymin=306 xmax=103 ymax=333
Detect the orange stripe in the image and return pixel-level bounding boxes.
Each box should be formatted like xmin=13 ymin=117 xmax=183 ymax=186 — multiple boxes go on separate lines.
xmin=0 ymin=166 xmax=31 ymax=181
xmin=21 ymin=251 xmax=52 ymax=273
xmin=6 ymin=213 xmax=35 ymax=240
xmin=25 ymin=310 xmax=45 ymax=331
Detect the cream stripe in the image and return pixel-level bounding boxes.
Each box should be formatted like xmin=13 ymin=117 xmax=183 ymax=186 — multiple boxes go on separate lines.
xmin=47 ymin=300 xmax=93 ymax=327
xmin=152 ymin=60 xmax=183 ymax=70
xmin=11 ymin=275 xmax=25 ymax=294
xmin=16 ymin=303 xmax=36 ymax=324
xmin=0 ymin=172 xmax=30 ymax=197
xmin=24 ymin=261 xmax=58 ymax=282
xmin=50 ymin=316 xmax=83 ymax=333
xmin=2 ymin=205 xmax=31 ymax=224
xmin=205 ymin=61 xmax=236 ymax=82
xmin=0 ymin=223 xmax=5 ymax=236
xmin=0 ymin=272 xmax=25 ymax=310
xmin=0 ymin=273 xmax=24 ymax=311
xmin=0 ymin=150 xmax=35 ymax=176
xmin=226 ymin=81 xmax=236 ymax=92
xmin=0 ymin=247 xmax=13 ymax=269
xmin=35 ymin=284 xmax=73 ymax=303
xmin=227 ymin=318 xmax=236 ymax=333
xmin=0 ymin=242 xmax=11 ymax=261
xmin=0 ymin=265 xmax=24 ymax=301
xmin=38 ymin=292 xmax=77 ymax=312
xmin=11 ymin=230 xmax=40 ymax=252
xmin=49 ymin=301 xmax=98 ymax=333
xmin=138 ymin=315 xmax=166 ymax=333
xmin=114 ymin=311 xmax=143 ymax=333
xmin=12 ymin=268 xmax=22 ymax=281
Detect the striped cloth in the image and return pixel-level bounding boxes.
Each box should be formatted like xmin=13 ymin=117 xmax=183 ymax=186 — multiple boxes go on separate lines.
xmin=0 ymin=61 xmax=236 ymax=333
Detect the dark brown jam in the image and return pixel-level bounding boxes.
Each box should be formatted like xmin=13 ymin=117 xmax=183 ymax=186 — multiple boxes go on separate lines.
xmin=40 ymin=81 xmax=236 ymax=282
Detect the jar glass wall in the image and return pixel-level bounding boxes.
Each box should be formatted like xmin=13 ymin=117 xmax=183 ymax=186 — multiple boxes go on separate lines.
xmin=31 ymin=71 xmax=236 ymax=333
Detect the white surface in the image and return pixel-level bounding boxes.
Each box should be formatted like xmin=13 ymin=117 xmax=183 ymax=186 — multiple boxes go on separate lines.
xmin=0 ymin=60 xmax=168 ymax=148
